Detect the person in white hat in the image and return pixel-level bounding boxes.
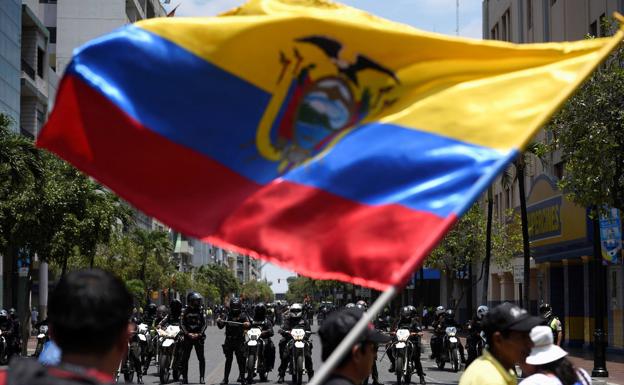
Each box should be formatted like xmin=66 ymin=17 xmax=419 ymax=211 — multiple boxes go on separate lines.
xmin=519 ymin=326 xmax=591 ymax=385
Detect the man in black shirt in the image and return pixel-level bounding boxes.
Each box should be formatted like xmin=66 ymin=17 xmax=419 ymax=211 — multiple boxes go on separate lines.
xmin=318 ymin=308 xmax=390 ymax=385
xmin=217 ymin=298 xmax=250 ymax=385
xmin=181 ymin=292 xmax=208 ymax=384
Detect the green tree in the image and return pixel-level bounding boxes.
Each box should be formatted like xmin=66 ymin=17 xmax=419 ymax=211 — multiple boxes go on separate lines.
xmin=241 ymin=280 xmax=274 ymax=302
xmin=196 ymin=264 xmax=240 ymax=303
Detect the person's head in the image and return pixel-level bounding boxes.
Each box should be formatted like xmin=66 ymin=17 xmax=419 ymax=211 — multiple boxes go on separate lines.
xmin=289 ymin=303 xmax=303 ymax=321
xmin=229 ymin=297 xmax=242 ymax=316
xmin=355 ymin=300 xmax=368 ymax=311
xmin=319 ymin=308 xmax=391 ymax=383
xmin=445 ymin=308 xmax=455 ymax=320
xmin=170 ymin=299 xmax=183 ymax=318
xmin=156 ymin=305 xmax=168 ymax=319
xmin=345 ymin=303 xmax=355 ymax=309
xmin=146 ymin=303 xmax=157 ymax=316
xmin=539 ymin=303 xmax=553 ymax=319
xmin=8 ymin=308 xmax=16 ymax=320
xmin=48 ymin=269 xmax=133 ymax=373
xmin=435 ymin=305 xmax=445 ymax=316
xmin=187 ymin=292 xmax=203 ymax=310
xmin=525 ymin=326 xmax=577 ymax=385
xmin=254 ymin=303 xmax=267 ymax=321
xmin=0 ymin=309 xmax=8 ymax=324
xmin=400 ymin=306 xmax=412 ymax=321
xmin=477 ymin=305 xmax=489 ymax=320
xmin=482 ymin=302 xmax=543 ymax=370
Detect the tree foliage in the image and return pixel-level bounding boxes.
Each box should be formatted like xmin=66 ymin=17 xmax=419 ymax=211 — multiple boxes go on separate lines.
xmin=546 ymin=26 xmax=624 ymax=212
xmin=241 ymin=280 xmax=274 ymax=303
xmin=196 ymin=264 xmax=240 ymax=303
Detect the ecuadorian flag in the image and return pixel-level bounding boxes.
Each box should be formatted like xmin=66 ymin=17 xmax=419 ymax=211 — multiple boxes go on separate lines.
xmin=38 ymin=0 xmax=623 ymax=290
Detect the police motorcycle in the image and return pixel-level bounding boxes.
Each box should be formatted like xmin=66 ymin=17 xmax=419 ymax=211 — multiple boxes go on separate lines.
xmin=436 ymin=326 xmax=460 ymax=372
xmin=245 ymin=324 xmax=274 ymax=383
xmin=465 ymin=306 xmax=488 ymax=367
xmin=284 ymin=327 xmax=312 ymax=385
xmin=389 ymin=328 xmax=418 ymax=385
xmin=34 ymin=324 xmax=49 ymax=358
xmin=117 ymin=326 xmax=143 ymax=383
xmin=157 ymin=324 xmax=182 ymax=384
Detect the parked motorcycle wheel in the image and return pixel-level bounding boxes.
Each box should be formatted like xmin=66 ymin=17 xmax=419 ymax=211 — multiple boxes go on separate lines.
xmin=451 ymin=348 xmax=459 ymax=373
xmin=159 ymin=353 xmax=171 ymax=384
xmin=396 ymin=356 xmax=404 ymax=385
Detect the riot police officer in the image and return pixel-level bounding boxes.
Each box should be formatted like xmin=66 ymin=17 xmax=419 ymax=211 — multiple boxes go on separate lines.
xmin=181 ymin=292 xmax=207 ymax=384
xmin=8 ymin=308 xmax=21 ymax=357
xmin=143 ymin=303 xmax=158 ymax=326
xmin=465 ymin=305 xmax=488 ymax=367
xmin=431 ymin=309 xmax=465 ymax=363
xmin=277 ymin=303 xmax=314 ymax=383
xmin=248 ymin=303 xmax=276 ymax=382
xmin=159 ymin=299 xmax=183 ymax=328
xmin=388 ymin=306 xmax=425 ymax=384
xmin=217 ymin=298 xmax=251 ymax=385
xmin=0 ymin=310 xmax=15 ymax=360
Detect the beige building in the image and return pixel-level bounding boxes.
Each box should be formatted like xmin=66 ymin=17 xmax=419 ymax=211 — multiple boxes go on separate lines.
xmin=483 ymin=0 xmax=624 ymax=350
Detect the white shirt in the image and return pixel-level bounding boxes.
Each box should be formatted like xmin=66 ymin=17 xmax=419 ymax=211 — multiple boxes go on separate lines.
xmin=520 ymin=368 xmax=591 ymax=385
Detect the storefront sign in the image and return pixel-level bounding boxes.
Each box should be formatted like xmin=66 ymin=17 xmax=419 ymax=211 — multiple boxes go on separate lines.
xmin=600 ymin=208 xmax=622 ymax=264
xmin=527 ymin=196 xmax=562 ymax=241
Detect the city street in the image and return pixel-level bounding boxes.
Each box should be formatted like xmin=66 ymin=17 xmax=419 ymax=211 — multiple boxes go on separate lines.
xmin=139 ymin=323 xmax=461 ymax=385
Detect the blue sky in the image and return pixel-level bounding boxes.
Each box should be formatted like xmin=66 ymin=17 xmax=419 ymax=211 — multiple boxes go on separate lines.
xmin=165 ymin=0 xmax=483 ymax=39
xmin=164 ymin=0 xmax=483 ymax=293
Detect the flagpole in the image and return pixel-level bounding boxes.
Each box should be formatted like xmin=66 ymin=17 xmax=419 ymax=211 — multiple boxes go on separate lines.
xmin=307 ymin=285 xmax=398 ymax=385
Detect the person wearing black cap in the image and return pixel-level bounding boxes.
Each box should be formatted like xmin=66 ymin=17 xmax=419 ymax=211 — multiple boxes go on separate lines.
xmin=318 ymin=308 xmax=391 ymax=385
xmin=459 ymin=302 xmax=543 ymax=385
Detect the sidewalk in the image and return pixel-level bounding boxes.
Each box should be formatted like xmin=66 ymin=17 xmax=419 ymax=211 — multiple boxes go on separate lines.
xmin=421 ymin=329 xmax=624 ymax=385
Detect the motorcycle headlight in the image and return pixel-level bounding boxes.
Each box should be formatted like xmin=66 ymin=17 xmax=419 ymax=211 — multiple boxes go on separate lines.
xmin=291 ymin=329 xmax=306 ymax=341
xmin=247 ymin=328 xmax=262 ymax=340
xmin=445 ymin=326 xmax=457 ymax=336
xmin=396 ymin=329 xmax=410 ymax=342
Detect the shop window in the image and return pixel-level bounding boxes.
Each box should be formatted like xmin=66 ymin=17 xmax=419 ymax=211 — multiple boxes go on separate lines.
xmin=37 ymin=47 xmax=45 ymax=78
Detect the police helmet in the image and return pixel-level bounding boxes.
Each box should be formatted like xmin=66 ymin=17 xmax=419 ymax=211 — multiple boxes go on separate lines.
xmin=401 ymin=306 xmax=412 ymax=319
xmin=446 ymin=309 xmax=455 ymax=318
xmin=187 ymin=292 xmax=203 ymax=309
xmin=170 ymin=299 xmax=183 ymax=316
xmin=476 ymin=305 xmax=489 ymax=320
xmin=435 ymin=305 xmax=446 ymax=316
xmin=290 ymin=303 xmax=303 ymax=319
xmin=539 ymin=303 xmax=553 ymax=319
xmin=146 ymin=302 xmax=157 ymax=315
xmin=254 ymin=303 xmax=267 ymax=321
xmin=345 ymin=303 xmax=356 ymax=309
xmin=356 ymin=300 xmax=368 ymax=310
xmin=230 ymin=297 xmax=242 ymax=315
xmin=0 ymin=310 xmax=8 ymax=322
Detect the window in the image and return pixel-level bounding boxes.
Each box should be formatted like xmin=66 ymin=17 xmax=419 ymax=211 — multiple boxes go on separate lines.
xmin=47 ymin=27 xmax=56 ymax=44
xmin=36 ymin=109 xmax=45 ymax=133
xmin=39 ymin=0 xmax=58 ymax=3
xmin=590 ymin=20 xmax=598 ymax=37
xmin=527 ymin=0 xmax=533 ymax=29
xmin=37 ymin=47 xmax=44 ymax=78
xmin=491 ymin=23 xmax=499 ymax=40
xmin=502 ymin=9 xmax=512 ymax=42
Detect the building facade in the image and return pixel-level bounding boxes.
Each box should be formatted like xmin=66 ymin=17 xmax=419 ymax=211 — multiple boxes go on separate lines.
xmin=0 ymin=0 xmax=22 ymax=129
xmin=483 ymin=0 xmax=624 ymax=351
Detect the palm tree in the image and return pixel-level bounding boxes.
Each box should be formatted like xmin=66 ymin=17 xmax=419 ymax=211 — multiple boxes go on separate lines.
xmin=132 ymin=228 xmax=173 ymax=304
xmin=0 ymin=114 xmax=42 ymax=197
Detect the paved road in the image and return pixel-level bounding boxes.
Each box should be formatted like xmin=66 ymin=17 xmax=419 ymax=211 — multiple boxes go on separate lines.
xmin=139 ymin=323 xmax=462 ymax=385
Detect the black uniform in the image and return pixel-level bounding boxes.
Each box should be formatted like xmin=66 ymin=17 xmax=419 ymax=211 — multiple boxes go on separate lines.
xmin=388 ymin=317 xmax=424 ymax=379
xmin=431 ymin=314 xmax=465 ymax=362
xmin=277 ymin=316 xmax=313 ymax=380
xmin=465 ymin=318 xmax=484 ymax=367
xmin=181 ymin=305 xmax=207 ymax=383
xmin=217 ymin=310 xmax=250 ymax=384
xmin=368 ymin=313 xmax=392 ymax=385
xmin=0 ymin=315 xmax=15 ymax=360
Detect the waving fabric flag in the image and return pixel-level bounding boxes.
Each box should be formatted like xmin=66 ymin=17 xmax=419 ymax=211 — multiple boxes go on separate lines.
xmin=37 ymin=0 xmax=623 ymax=290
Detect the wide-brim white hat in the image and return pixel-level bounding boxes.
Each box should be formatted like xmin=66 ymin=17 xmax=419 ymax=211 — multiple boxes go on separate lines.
xmin=526 ymin=325 xmax=568 ymax=365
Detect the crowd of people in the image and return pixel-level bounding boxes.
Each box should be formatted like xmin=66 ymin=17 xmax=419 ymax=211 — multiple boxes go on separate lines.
xmin=0 ymin=268 xmax=592 ymax=385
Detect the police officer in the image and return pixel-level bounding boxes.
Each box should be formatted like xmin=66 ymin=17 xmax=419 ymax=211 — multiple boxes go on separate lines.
xmin=388 ymin=306 xmax=425 ymax=385
xmin=434 ymin=309 xmax=465 ymax=363
xmin=141 ymin=303 xmax=159 ymax=375
xmin=144 ymin=303 xmax=158 ymax=326
xmin=217 ymin=298 xmax=250 ymax=385
xmin=465 ymin=305 xmax=488 ymax=367
xmin=0 ymin=310 xmax=15 ymax=359
xmin=249 ymin=303 xmax=276 ymax=382
xmin=429 ymin=306 xmax=446 ymax=360
xmin=8 ymin=308 xmax=21 ymax=357
xmin=277 ymin=303 xmax=314 ymax=383
xmin=539 ymin=303 xmax=563 ymax=346
xmin=181 ymin=292 xmax=207 ymax=384
xmin=159 ymin=299 xmax=183 ymax=328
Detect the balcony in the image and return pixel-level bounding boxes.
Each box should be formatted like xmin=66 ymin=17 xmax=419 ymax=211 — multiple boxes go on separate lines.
xmin=21 ymin=59 xmax=35 ymax=80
